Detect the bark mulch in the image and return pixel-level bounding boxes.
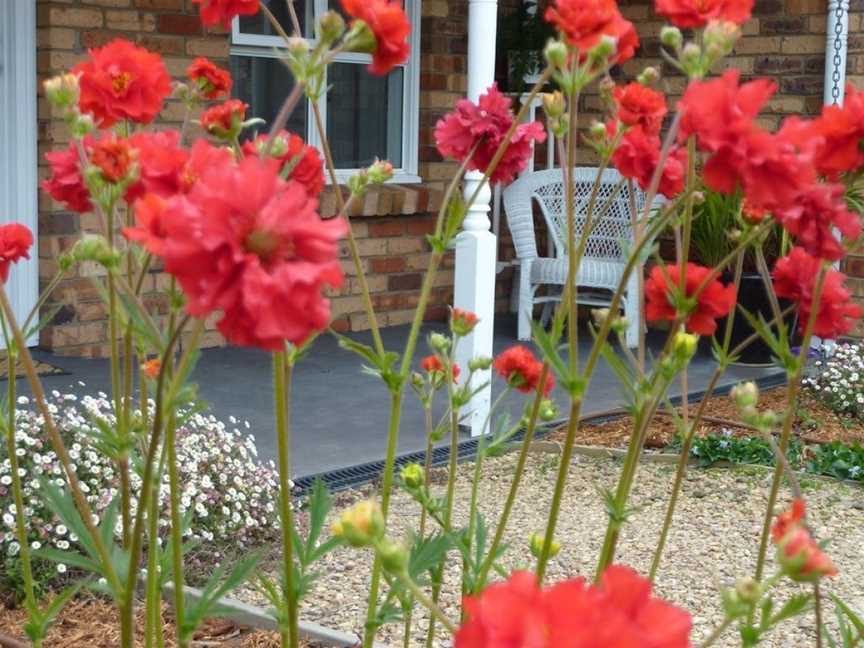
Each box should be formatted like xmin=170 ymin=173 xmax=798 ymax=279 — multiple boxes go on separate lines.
xmin=0 ymin=596 xmax=291 ymax=648
xmin=550 ymin=386 xmax=864 ymax=449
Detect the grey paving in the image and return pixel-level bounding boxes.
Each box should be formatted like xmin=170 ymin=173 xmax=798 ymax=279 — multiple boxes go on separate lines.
xmin=25 ymin=315 xmax=781 ymax=478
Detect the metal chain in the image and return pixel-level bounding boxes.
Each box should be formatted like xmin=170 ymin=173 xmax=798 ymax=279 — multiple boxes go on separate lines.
xmin=831 ymin=0 xmax=845 ymax=104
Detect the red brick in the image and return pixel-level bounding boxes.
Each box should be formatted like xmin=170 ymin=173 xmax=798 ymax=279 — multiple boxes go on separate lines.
xmin=135 ymin=0 xmax=183 ymax=8
xmin=405 ymin=218 xmax=436 ymax=236
xmin=370 ymin=257 xmax=407 ymax=273
xmin=388 ymin=273 xmax=422 ymax=291
xmin=156 ymin=14 xmax=201 ymax=35
xmin=368 ymin=220 xmax=404 ymax=237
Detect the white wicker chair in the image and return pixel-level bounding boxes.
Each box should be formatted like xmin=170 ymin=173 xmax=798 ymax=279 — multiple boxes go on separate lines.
xmin=502 ymin=167 xmax=649 ymax=347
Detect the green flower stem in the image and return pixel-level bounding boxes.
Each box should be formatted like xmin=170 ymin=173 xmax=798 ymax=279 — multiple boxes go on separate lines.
xmin=564 ymin=91 xmax=580 ymax=372
xmin=120 ymin=317 xmax=202 ymax=648
xmin=0 ymin=285 xmax=122 ymax=594
xmin=474 ymin=364 xmax=550 ymax=592
xmin=700 ymin=618 xmax=733 ymax=648
xmin=395 ymin=571 xmax=456 ymax=636
xmin=21 ymin=270 xmax=63 ymax=335
xmin=165 ymin=410 xmax=187 ymax=648
xmin=274 ymin=350 xmax=300 ymax=648
xmin=465 ymin=388 xmax=511 ymax=568
xmin=362 ymin=391 xmax=403 ymax=648
xmin=648 ymin=255 xmax=744 ymax=581
xmin=401 ymin=399 xmax=436 ymax=648
xmin=594 ymin=370 xmax=676 ymax=578
xmin=536 ymin=205 xmax=679 ymax=584
xmin=310 ymin=103 xmax=385 ymax=359
xmin=144 ymin=445 xmax=167 ymax=648
xmin=358 ymin=66 xmax=556 ymax=648
xmin=425 ymin=343 xmax=464 ymax=648
xmin=753 ymin=266 xmax=828 ymax=581
xmin=1 ymin=344 xmax=40 ymax=647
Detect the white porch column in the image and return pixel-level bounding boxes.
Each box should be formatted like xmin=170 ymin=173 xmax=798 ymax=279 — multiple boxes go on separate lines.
xmin=455 ymin=0 xmax=498 ymax=437
xmin=823 ymin=0 xmax=849 ymax=107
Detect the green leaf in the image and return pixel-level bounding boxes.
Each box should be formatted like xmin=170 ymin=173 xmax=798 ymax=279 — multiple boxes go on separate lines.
xmin=32 ymin=547 xmax=98 ymax=574
xmin=305 ymin=479 xmax=331 ymax=558
xmin=408 ymin=533 xmax=451 ymax=583
xmin=180 ymin=552 xmax=262 ymax=642
xmin=335 ymin=333 xmax=402 ymax=391
xmin=769 ymin=593 xmax=811 ymax=625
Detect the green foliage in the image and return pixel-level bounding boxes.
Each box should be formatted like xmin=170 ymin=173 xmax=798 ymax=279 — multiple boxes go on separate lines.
xmin=806 ymin=442 xmax=864 ymax=482
xmin=825 ymin=595 xmax=864 ymax=647
xmin=676 ymin=432 xmax=803 ymax=469
xmin=690 ymin=189 xmax=740 ymax=268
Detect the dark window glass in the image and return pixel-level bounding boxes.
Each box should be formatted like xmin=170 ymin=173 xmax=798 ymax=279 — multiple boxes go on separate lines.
xmin=326 ymin=63 xmax=403 ymax=168
xmin=238 ymin=0 xmax=313 ymax=38
xmin=230 ymin=54 xmax=308 ymax=139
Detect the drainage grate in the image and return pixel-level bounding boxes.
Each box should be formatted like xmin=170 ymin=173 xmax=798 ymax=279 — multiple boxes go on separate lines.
xmin=293 ymin=370 xmax=787 ymax=496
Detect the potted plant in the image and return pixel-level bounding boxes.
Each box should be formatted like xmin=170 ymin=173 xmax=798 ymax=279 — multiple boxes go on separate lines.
xmin=498 ymin=0 xmax=554 ymax=91
xmin=689 ymin=188 xmax=793 ymax=366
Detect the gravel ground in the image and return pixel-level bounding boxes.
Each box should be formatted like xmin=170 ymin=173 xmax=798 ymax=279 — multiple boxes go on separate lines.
xmin=237 ymin=451 xmax=864 ymax=647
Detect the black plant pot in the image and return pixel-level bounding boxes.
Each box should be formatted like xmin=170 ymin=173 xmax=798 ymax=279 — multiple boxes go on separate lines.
xmin=717 ymin=272 xmax=798 ymax=367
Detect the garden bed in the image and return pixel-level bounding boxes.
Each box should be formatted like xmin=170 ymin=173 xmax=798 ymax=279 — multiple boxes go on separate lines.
xmin=550 ymin=386 xmax=864 ymax=449
xmin=0 ymin=597 xmax=289 ymax=647
xmin=233 ymin=451 xmax=864 ymax=648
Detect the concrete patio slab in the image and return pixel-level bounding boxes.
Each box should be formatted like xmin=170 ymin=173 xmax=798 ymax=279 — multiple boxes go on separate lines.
xmin=24 ymin=315 xmax=781 ymax=478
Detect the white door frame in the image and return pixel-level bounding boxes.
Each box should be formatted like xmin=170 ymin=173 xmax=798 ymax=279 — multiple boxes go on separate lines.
xmin=0 ymin=0 xmax=39 ymax=345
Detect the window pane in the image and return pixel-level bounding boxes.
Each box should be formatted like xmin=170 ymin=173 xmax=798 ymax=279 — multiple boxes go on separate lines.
xmin=230 ymin=54 xmax=307 ymax=139
xmin=238 ymin=0 xmax=313 ymax=38
xmin=326 ymin=63 xmax=404 ymax=169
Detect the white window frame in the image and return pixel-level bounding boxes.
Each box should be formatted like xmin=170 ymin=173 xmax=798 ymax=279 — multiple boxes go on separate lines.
xmin=230 ymin=0 xmax=421 ymax=184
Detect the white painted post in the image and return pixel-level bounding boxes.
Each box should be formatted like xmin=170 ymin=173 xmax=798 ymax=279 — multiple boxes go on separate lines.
xmin=824 ymin=0 xmax=849 ymax=107
xmin=455 ymin=0 xmax=498 ymax=437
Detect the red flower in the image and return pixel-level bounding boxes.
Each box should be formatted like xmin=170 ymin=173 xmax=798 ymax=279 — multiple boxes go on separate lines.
xmin=456 ymin=566 xmax=692 ymax=648
xmin=420 ymin=355 xmax=461 ymax=382
xmin=142 ymin=358 xmax=162 ymax=379
xmin=645 ymin=262 xmax=736 ymax=335
xmin=655 ymin=0 xmax=753 ymax=28
xmin=242 ymin=131 xmax=325 ymax=197
xmin=180 ymin=139 xmax=235 ymax=192
xmin=613 ymin=83 xmax=667 ymax=136
xmin=679 ymin=71 xmax=775 ymax=153
xmin=127 ymin=130 xmax=189 ymax=200
xmin=544 ymin=0 xmax=639 ymax=65
xmin=611 ymin=125 xmax=687 ymax=198
xmin=435 ymin=84 xmax=546 ymax=185
xmin=771 ymin=498 xmax=805 ymax=543
xmin=341 ymin=0 xmax=410 ymax=75
xmin=90 ymin=136 xmax=136 ymax=183
xmin=704 ymin=128 xmax=816 ymax=213
xmin=0 ymin=224 xmax=33 ymax=284
xmin=772 ymin=247 xmax=862 ymax=339
xmin=72 ymin=39 xmax=171 ymax=128
xmin=493 ymin=346 xmax=554 ymax=396
xmin=192 ymin=0 xmax=260 ymax=28
xmin=451 ymin=308 xmax=479 ymax=336
xmin=771 ymin=499 xmax=838 ymax=582
xmin=187 ymin=57 xmax=232 ymax=99
xmin=125 ymin=192 xmax=172 ymax=257
xmin=774 ymin=183 xmax=861 ymax=262
xmin=811 ymin=84 xmax=864 ymax=178
xmin=200 ymin=99 xmax=248 ymax=137
xmin=156 ymin=157 xmax=345 ymax=350
xmin=43 ymin=140 xmax=92 ymax=213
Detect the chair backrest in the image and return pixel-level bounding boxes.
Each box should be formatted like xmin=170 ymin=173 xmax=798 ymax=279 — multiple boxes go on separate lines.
xmin=502 ymin=167 xmax=649 ymax=263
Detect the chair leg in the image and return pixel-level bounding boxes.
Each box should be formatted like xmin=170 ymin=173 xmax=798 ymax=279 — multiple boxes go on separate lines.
xmin=624 ymin=274 xmax=640 ymax=348
xmin=509 ymin=261 xmax=521 ymax=313
xmin=518 ymin=264 xmax=534 ymax=341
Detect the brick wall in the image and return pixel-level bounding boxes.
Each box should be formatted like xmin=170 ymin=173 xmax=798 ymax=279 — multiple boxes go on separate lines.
xmin=35 ymin=0 xmax=476 ymax=356
xmin=33 ymin=0 xmax=864 ymax=355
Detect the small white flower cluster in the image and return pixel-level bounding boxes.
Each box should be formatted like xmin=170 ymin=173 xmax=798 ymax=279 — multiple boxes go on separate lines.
xmin=803 ymin=342 xmax=864 ymax=420
xmin=0 ymin=389 xmax=281 ymax=563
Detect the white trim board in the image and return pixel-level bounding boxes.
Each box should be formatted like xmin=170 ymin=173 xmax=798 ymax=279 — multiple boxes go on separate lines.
xmin=0 ymin=0 xmax=39 ymax=346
